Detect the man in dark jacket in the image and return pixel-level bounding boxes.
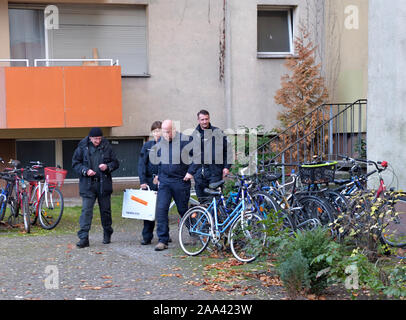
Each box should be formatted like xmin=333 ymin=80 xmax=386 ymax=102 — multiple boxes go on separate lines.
xmin=138 ymin=121 xmax=161 ymax=245
xmin=190 ymin=110 xmax=232 ymax=203
xmin=72 ymin=127 xmax=120 ymax=248
xmin=149 ymin=120 xmax=194 ymax=251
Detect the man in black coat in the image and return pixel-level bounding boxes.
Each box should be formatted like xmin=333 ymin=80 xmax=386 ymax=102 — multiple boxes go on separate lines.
xmin=149 ymin=120 xmax=194 ymax=251
xmin=72 ymin=127 xmax=120 ymax=248
xmin=190 ymin=110 xmax=232 ymax=203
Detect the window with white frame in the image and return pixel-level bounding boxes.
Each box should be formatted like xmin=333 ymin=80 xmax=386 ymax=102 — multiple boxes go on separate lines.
xmin=8 ymin=4 xmax=148 ymax=76
xmin=257 ymin=7 xmax=294 ymax=57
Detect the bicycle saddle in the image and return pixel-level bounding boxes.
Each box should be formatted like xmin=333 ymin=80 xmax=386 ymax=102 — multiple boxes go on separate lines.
xmin=265 ymin=173 xmax=282 ymax=182
xmin=334 ymin=179 xmax=351 ymax=185
xmin=208 ymin=180 xmax=225 ymax=189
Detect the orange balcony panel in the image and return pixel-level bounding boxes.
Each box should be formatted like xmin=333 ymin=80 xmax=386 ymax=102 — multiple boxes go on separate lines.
xmin=4 ymin=67 xmax=65 ymax=128
xmin=0 ymin=66 xmax=122 ymax=129
xmin=64 ymin=66 xmax=122 ymax=128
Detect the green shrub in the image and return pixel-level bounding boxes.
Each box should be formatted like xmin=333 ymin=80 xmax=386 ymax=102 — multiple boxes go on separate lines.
xmin=276 ymin=227 xmax=332 ymax=295
xmin=277 ymin=249 xmax=310 ymax=298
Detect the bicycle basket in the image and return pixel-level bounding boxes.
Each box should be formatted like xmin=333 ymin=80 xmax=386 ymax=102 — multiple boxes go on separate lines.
xmin=44 ymin=167 xmax=67 ymax=187
xmin=299 ymin=161 xmax=337 ymax=184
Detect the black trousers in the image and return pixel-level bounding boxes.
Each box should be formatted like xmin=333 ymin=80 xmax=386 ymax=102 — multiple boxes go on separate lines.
xmin=155 ymin=180 xmax=190 ymax=245
xmin=77 ymin=182 xmax=113 ymax=240
xmin=142 ymin=177 xmax=158 ymax=242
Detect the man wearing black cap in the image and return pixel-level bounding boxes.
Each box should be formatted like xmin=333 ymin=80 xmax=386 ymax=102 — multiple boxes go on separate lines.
xmin=72 ymin=127 xmax=120 ymax=248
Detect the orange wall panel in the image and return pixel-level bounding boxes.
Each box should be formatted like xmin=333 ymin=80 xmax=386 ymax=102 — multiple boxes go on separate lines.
xmin=64 ymin=66 xmax=122 ymax=127
xmin=5 ymin=67 xmax=65 ymax=128
xmin=0 ymin=66 xmax=122 ymax=129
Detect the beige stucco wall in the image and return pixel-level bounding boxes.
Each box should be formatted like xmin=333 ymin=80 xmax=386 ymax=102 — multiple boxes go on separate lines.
xmin=113 ymin=0 xmax=226 ymax=137
xmin=1 ymin=0 xmax=333 ymax=138
xmin=324 ymin=0 xmax=368 ymax=103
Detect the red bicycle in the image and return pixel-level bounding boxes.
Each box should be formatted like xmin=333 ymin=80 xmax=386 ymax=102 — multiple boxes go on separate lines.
xmin=27 ymin=163 xmax=67 ymax=230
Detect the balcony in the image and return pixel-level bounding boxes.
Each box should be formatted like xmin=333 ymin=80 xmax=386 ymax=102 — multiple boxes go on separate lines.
xmin=0 ymin=62 xmax=122 ymax=129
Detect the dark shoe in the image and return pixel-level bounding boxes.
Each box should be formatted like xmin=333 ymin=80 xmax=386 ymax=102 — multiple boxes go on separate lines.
xmin=154 ymin=242 xmax=168 ymax=251
xmin=103 ymin=231 xmax=113 ymax=244
xmin=76 ymin=238 xmax=89 ymax=248
xmin=168 ymin=237 xmax=172 ymax=243
xmin=141 ymin=239 xmax=152 ymax=245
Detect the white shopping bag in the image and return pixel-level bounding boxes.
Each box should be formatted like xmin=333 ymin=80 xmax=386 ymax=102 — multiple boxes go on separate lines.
xmin=122 ymin=187 xmax=157 ymax=221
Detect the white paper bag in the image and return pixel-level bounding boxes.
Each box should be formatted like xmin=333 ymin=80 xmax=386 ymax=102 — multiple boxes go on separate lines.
xmin=121 ymin=188 xmax=157 ymax=221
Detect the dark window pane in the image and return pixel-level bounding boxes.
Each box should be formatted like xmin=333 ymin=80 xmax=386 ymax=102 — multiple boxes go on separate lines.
xmin=62 ymin=140 xmax=80 ymax=179
xmin=258 ymin=10 xmax=291 ymax=53
xmin=63 ymin=139 xmax=143 ymax=178
xmin=16 ymin=140 xmax=55 ymax=168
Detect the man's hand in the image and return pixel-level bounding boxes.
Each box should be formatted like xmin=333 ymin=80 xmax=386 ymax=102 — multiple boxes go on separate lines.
xmin=183 ymin=173 xmax=193 ymax=182
xmin=87 ymin=169 xmax=96 ymax=176
xmin=99 ymin=164 xmax=108 ymax=171
xmin=140 ymin=183 xmax=148 ymax=190
xmin=223 ymin=168 xmax=230 ymax=179
xmin=153 ymin=175 xmax=159 ymax=185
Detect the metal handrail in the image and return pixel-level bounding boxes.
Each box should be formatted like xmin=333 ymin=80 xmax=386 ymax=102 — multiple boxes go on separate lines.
xmin=34 ymin=58 xmax=119 ymax=67
xmin=256 ymin=99 xmax=366 ymax=152
xmin=0 ymin=59 xmax=29 ymax=67
xmin=270 ymin=99 xmax=367 ymax=162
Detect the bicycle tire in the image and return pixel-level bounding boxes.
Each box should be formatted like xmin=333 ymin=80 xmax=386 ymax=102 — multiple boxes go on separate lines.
xmin=0 ymin=194 xmax=7 ymax=221
xmin=229 ymin=212 xmax=266 ymax=263
xmin=28 ymin=184 xmax=40 ymax=225
xmin=178 ymin=206 xmax=212 ymax=256
xmin=298 ymin=195 xmax=335 ymax=227
xmin=38 ymin=187 xmax=64 ymax=230
xmin=22 ymin=193 xmax=31 ymax=233
xmin=251 ymin=191 xmax=295 ymax=234
xmin=323 ymin=190 xmax=349 ymax=219
xmin=7 ymin=197 xmax=20 ymax=226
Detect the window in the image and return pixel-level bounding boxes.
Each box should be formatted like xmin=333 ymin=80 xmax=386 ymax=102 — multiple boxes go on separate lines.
xmin=16 ymin=140 xmax=56 ymax=168
xmin=9 ymin=8 xmax=45 ymax=66
xmin=257 ymin=7 xmax=294 ymax=58
xmin=8 ymin=4 xmax=148 ymax=76
xmin=62 ymin=139 xmax=143 ymax=179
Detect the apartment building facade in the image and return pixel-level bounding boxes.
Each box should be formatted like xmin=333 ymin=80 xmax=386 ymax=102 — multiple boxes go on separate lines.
xmin=0 ymin=0 xmax=369 ymax=192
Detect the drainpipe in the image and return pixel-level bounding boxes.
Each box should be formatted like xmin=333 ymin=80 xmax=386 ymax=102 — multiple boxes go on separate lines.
xmin=224 ymin=0 xmax=232 ymax=130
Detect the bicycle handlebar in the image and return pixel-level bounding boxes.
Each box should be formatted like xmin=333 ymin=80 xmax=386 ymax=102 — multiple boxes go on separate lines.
xmin=339 ymin=155 xmax=388 ymax=173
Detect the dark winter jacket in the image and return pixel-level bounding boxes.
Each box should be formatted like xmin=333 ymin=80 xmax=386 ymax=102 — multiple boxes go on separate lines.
xmin=149 ymin=132 xmax=194 ymax=184
xmin=138 ymin=140 xmax=159 ymax=185
xmin=190 ymin=124 xmax=232 ymax=183
xmin=72 ymin=136 xmax=119 ymax=196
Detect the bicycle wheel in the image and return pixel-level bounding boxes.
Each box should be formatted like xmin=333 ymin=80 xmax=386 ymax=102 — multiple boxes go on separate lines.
xmin=229 ymin=213 xmax=266 ymax=263
xmin=380 ymin=197 xmax=406 ymax=248
xmin=7 ymin=196 xmax=21 ymax=226
xmin=38 ymin=187 xmax=64 ymax=230
xmin=251 ymin=192 xmax=295 ymax=234
xmin=0 ymin=194 xmax=7 ymax=221
xmin=298 ymin=195 xmax=335 ymax=227
xmin=178 ymin=206 xmax=212 ymax=256
xmin=28 ymin=185 xmax=40 ymax=225
xmin=323 ymin=190 xmax=349 ymax=219
xmin=22 ymin=193 xmax=31 ymax=233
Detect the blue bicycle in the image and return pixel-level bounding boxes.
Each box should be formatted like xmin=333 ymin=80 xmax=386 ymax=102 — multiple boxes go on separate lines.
xmin=178 ymin=175 xmax=266 ymax=263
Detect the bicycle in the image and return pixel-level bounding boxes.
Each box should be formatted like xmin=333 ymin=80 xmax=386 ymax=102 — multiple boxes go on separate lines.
xmin=178 ymin=175 xmax=266 ymax=263
xmin=27 ymin=164 xmax=67 ymax=230
xmin=255 ymin=162 xmax=335 ymax=232
xmin=4 ymin=160 xmax=31 ymax=233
